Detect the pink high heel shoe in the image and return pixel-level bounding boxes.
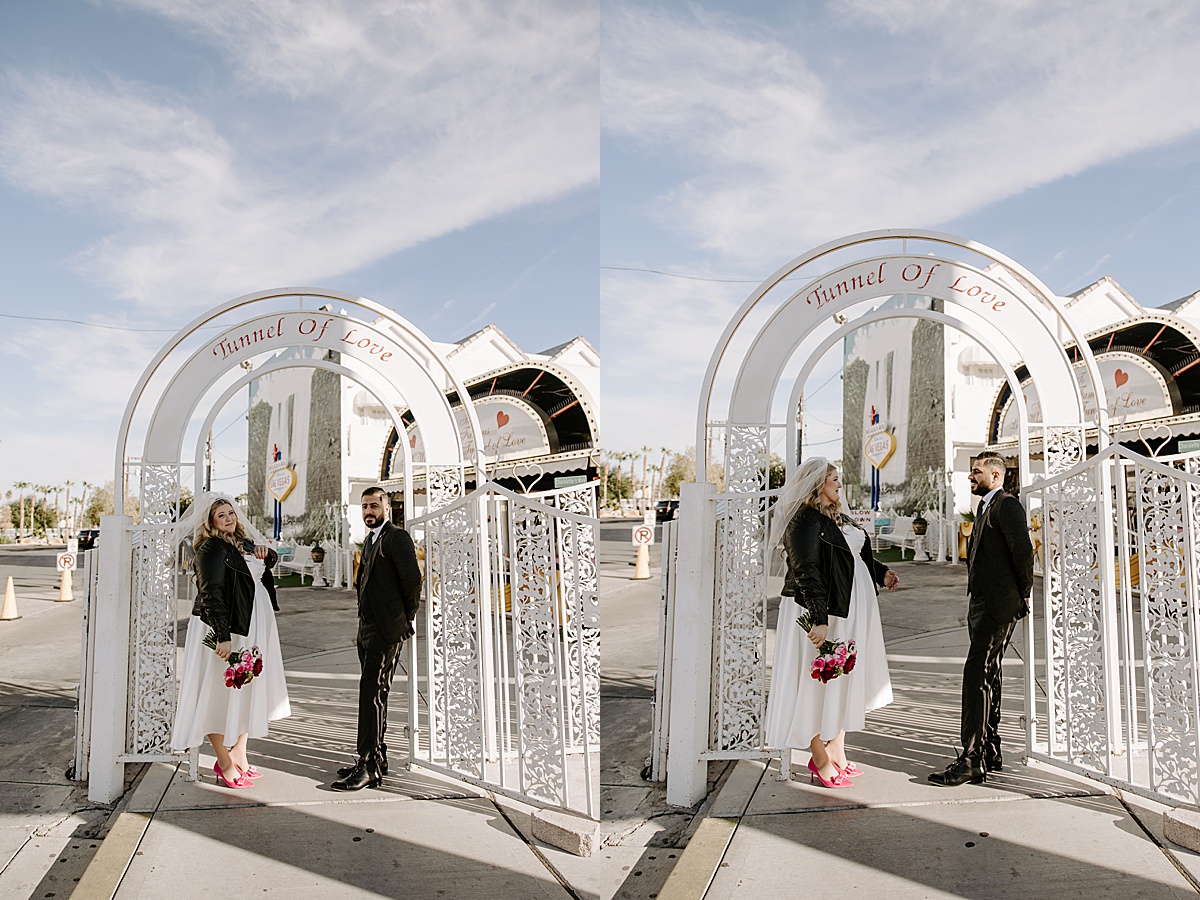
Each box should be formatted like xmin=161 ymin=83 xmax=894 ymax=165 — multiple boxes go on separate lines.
xmin=835 ymin=762 xmax=862 ymax=778
xmin=214 ymin=762 xmax=252 ymax=789
xmin=807 ymin=758 xmax=851 ymax=788
xmin=240 ymin=765 xmax=263 ymax=779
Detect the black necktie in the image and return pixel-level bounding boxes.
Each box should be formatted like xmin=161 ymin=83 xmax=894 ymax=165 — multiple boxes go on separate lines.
xmin=977 ymin=498 xmax=986 ymax=519
xmin=364 ymin=530 xmax=376 ymax=558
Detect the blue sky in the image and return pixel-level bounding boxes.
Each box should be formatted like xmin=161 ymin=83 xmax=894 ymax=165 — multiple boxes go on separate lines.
xmin=602 ymin=0 xmax=1200 ymax=460
xmin=6 ymin=1 xmax=1200 ymax=494
xmin=0 ymin=0 xmax=597 ymax=493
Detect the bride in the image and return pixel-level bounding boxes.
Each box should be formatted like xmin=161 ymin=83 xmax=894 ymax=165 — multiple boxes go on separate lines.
xmin=764 ymin=458 xmax=899 ymax=787
xmin=170 ymin=494 xmax=291 ymax=788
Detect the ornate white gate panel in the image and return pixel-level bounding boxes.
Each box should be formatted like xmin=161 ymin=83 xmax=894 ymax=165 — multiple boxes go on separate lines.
xmin=710 ymin=424 xmax=777 ymax=755
xmin=1026 ymin=445 xmax=1200 ymax=804
xmin=86 ymin=288 xmax=490 ymax=803
xmin=407 ymin=481 xmax=599 ymax=816
xmin=665 ymin=230 xmax=1114 ymax=807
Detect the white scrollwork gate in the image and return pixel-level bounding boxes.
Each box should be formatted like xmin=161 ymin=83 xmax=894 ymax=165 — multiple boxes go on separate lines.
xmin=407 ymin=481 xmax=599 ymax=816
xmin=664 ymin=230 xmax=1123 ymax=807
xmin=87 ymin=288 xmax=488 ymax=804
xmin=1026 ymin=443 xmax=1200 ymax=805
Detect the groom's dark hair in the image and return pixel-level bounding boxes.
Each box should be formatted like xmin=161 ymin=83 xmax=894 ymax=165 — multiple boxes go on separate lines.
xmin=361 ymin=486 xmax=388 ymax=502
xmin=974 ymin=453 xmax=1007 ymax=474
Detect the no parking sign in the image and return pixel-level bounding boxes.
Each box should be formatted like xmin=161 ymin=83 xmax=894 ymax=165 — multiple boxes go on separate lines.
xmin=56 ymin=552 xmax=76 ymax=572
xmin=632 ymin=524 xmax=655 ymax=546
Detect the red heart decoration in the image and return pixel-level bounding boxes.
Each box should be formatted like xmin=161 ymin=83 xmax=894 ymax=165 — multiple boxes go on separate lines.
xmin=497 ymin=410 xmax=510 ymax=427
xmin=409 ymin=434 xmax=417 ymax=447
xmin=1114 ymin=369 xmax=1128 ymax=388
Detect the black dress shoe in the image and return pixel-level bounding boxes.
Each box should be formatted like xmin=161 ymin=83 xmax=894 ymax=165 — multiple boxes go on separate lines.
xmin=337 ymin=757 xmax=388 ymax=778
xmin=928 ymin=759 xmax=986 ymax=786
xmin=332 ymin=761 xmax=382 ymax=791
xmin=985 ymin=753 xmax=1003 ymax=773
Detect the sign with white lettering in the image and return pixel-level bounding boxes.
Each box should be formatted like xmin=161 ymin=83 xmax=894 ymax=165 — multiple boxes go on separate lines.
xmin=863 ymin=427 xmax=897 ymax=469
xmin=998 ymin=352 xmax=1174 ymax=439
xmin=267 ymin=465 xmax=298 ymax=503
xmin=408 ymin=395 xmax=551 ymax=465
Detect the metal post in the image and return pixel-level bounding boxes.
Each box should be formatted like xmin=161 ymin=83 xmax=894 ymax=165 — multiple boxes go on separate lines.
xmin=1095 ymin=459 xmax=1121 ymax=769
xmin=88 ymin=514 xmax=133 ymax=803
xmin=666 ymin=481 xmax=717 ymax=807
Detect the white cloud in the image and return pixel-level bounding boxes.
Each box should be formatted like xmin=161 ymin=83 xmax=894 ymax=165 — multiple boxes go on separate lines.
xmin=604 ymin=1 xmax=1200 ymax=267
xmin=599 ymin=1 xmax=1200 ymax=451
xmin=0 ymin=0 xmax=597 ymax=307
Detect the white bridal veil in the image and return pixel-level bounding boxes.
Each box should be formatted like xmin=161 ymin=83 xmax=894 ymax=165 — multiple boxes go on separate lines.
xmin=767 ymin=457 xmax=849 ymax=549
xmin=171 ymin=491 xmax=271 ymax=553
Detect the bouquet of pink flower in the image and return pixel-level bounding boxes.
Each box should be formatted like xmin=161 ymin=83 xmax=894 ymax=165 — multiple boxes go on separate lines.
xmin=797 ymin=610 xmax=857 ymax=684
xmin=203 ymin=630 xmax=264 ymax=689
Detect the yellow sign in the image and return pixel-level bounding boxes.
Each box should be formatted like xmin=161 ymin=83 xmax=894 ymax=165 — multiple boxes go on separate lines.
xmin=267 ymin=464 xmax=297 ymax=503
xmin=863 ymin=428 xmax=896 ymax=469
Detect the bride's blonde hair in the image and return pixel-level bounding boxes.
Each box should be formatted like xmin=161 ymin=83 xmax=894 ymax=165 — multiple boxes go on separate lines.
xmin=798 ymin=462 xmax=842 ymax=521
xmin=194 ymin=497 xmax=249 ymax=551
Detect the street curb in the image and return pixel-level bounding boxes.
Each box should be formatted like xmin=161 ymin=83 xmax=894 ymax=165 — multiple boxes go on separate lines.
xmin=68 ymin=761 xmax=174 ymax=899
xmin=69 ymin=811 xmax=150 ymax=900
xmin=655 ymin=759 xmax=766 ymax=900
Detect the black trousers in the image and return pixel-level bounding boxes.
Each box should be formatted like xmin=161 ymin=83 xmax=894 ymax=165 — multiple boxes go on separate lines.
xmin=356 ymin=618 xmax=403 ymax=764
xmin=960 ymin=611 xmax=1017 ymax=764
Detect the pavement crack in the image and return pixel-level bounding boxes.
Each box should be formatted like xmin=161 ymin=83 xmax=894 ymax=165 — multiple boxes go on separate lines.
xmin=1115 ymin=789 xmax=1200 ymax=894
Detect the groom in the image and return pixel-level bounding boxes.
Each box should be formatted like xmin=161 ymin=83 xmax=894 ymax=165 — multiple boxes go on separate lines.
xmin=929 ymin=453 xmax=1033 ymax=787
xmin=332 ymin=486 xmax=422 ymax=791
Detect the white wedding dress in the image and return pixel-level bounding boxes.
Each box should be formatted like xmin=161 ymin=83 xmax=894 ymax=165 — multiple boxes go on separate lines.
xmin=171 ymin=554 xmax=291 ymax=749
xmin=765 ymin=523 xmax=892 ymax=747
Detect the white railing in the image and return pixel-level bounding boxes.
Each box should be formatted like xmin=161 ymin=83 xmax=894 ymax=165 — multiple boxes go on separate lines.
xmin=406 ymin=480 xmax=600 ymax=817
xmin=1025 ymin=443 xmax=1200 ymax=804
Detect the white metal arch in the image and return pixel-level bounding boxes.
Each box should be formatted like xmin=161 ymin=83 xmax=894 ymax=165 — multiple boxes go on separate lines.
xmin=666 ymin=230 xmax=1121 ymax=809
xmin=782 ymin=306 xmax=1033 ymax=484
xmin=741 ymin=259 xmax=1083 ymax=444
xmin=114 ymin=287 xmax=487 ymax=512
xmin=190 ymin=357 xmax=416 ymax=517
xmin=696 ymin=229 xmax=1110 ymax=476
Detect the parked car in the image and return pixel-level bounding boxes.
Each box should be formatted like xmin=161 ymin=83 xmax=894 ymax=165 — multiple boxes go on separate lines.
xmin=655 ymin=499 xmax=680 ymax=522
xmin=77 ymin=529 xmax=100 ymax=551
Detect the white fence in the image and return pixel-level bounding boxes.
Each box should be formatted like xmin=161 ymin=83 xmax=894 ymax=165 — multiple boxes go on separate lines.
xmin=406 ymin=481 xmax=600 ymax=816
xmin=1025 ymin=444 xmax=1200 ymax=805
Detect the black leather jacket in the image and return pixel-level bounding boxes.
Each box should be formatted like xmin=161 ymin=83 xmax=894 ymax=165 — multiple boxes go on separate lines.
xmin=191 ymin=537 xmax=277 ymax=642
xmin=781 ymin=507 xmax=890 ymax=626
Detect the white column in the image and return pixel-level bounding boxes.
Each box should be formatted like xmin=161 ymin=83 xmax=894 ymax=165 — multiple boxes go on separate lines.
xmin=88 ymin=515 xmax=133 ymax=803
xmin=666 ymin=481 xmax=717 ymax=808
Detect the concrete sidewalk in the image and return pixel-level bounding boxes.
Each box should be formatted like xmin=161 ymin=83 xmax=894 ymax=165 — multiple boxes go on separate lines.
xmin=70 ymin=642 xmax=598 ymax=899
xmin=658 ymin=561 xmax=1200 ymax=899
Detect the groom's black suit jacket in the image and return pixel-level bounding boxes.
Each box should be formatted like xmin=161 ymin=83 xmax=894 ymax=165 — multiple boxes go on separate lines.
xmin=356 ymin=521 xmax=422 ymax=644
xmin=967 ymin=490 xmax=1034 ymax=629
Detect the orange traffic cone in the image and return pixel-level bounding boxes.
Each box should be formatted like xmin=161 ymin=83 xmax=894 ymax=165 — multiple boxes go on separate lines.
xmin=58 ymin=568 xmax=74 ymax=602
xmin=1 ymin=577 xmax=20 ymax=621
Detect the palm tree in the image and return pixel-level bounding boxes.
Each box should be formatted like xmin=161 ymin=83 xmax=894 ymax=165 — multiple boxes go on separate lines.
xmin=626 ymin=452 xmax=637 ymax=509
xmin=13 ymin=481 xmax=28 ymax=540
xmin=656 ymin=446 xmax=671 ymax=502
xmin=63 ymin=480 xmax=74 ymax=535
xmin=51 ymin=483 xmax=63 ymax=540
xmin=599 ymin=450 xmax=611 ymax=509
xmin=639 ymin=446 xmax=652 ymax=513
xmin=78 ymin=481 xmax=94 ymax=528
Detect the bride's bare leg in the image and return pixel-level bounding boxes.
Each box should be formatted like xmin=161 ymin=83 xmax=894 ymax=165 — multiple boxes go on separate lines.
xmin=208 ymin=733 xmax=237 ymax=778
xmin=825 ymin=730 xmax=848 ymax=769
xmin=809 ymin=735 xmax=840 ymax=781
xmin=228 ymin=733 xmax=250 ymax=772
